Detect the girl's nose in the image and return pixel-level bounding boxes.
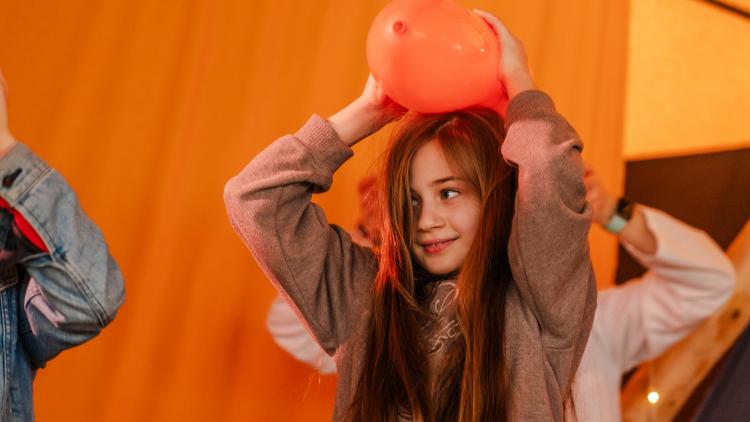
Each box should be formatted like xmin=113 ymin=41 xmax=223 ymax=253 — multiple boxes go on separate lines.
xmin=417 ymin=203 xmax=444 ymax=231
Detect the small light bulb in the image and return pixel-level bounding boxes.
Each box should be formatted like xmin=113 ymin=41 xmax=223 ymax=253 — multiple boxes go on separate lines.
xmin=647 ymin=391 xmax=660 ymax=404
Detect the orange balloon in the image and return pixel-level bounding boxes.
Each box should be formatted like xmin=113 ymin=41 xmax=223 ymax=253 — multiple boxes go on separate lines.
xmin=367 ymin=0 xmax=503 ymax=113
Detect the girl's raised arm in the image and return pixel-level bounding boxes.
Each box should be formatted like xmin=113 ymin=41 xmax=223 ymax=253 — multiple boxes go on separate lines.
xmin=224 ymin=78 xmax=402 ymax=354
xmin=477 ymin=11 xmax=597 ymax=395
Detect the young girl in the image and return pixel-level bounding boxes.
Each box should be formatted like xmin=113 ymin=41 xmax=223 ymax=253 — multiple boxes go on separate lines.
xmin=225 ymin=12 xmax=596 ymax=421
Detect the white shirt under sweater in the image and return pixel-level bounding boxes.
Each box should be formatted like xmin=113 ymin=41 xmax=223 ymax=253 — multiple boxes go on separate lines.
xmin=266 ymin=207 xmax=736 ymax=420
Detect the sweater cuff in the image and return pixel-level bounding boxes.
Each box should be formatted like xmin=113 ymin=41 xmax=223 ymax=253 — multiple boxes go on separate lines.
xmin=505 ymin=90 xmax=557 ymax=129
xmin=295 ymin=115 xmax=353 ymax=174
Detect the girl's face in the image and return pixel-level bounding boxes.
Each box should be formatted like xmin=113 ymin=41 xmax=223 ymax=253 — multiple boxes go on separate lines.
xmin=409 ymin=139 xmax=481 ymax=275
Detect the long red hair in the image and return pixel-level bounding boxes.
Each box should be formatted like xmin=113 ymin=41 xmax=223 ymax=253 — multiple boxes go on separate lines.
xmin=349 ymin=108 xmax=517 ymax=421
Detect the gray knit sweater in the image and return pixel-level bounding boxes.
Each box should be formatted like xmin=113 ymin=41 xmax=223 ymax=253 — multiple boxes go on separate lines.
xmin=224 ymin=90 xmax=597 ymax=421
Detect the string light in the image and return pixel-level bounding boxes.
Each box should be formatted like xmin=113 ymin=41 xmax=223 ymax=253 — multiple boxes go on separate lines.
xmin=647 ymin=358 xmax=660 ymax=419
xmin=647 ymin=391 xmax=660 ymax=404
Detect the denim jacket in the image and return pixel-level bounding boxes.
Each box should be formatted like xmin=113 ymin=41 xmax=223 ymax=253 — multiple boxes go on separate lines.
xmin=0 ymin=143 xmax=125 ymax=421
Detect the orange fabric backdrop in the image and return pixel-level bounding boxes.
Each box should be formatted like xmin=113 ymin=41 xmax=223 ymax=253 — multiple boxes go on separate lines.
xmin=0 ymin=0 xmax=627 ymax=420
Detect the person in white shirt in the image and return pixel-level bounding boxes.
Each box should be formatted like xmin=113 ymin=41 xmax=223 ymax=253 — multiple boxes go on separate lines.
xmin=265 ymin=169 xmax=736 ymax=420
xmin=572 ymin=168 xmax=735 ymax=420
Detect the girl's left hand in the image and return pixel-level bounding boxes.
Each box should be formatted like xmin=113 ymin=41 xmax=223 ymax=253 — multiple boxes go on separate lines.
xmin=473 ymin=10 xmax=536 ymax=101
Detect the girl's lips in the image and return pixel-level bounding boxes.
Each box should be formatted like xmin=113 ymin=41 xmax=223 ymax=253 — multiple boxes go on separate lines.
xmin=422 ymin=239 xmax=455 ymax=254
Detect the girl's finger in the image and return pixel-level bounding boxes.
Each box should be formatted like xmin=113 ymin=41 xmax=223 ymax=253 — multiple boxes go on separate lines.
xmin=473 ymin=9 xmax=514 ymax=43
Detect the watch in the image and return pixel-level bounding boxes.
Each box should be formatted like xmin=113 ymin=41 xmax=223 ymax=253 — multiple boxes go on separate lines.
xmin=605 ymin=197 xmax=635 ymax=234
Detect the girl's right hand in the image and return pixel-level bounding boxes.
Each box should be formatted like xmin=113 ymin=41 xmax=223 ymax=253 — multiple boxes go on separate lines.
xmin=473 ymin=10 xmax=536 ymax=101
xmin=358 ymin=74 xmax=405 ymax=124
xmin=329 ymin=74 xmax=406 ymax=147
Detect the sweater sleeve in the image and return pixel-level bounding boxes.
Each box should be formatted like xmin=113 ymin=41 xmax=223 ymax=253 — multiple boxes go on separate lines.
xmin=224 ymin=115 xmax=378 ymax=355
xmin=501 ymin=91 xmax=597 ymax=384
xmin=596 ymin=207 xmax=736 ymax=373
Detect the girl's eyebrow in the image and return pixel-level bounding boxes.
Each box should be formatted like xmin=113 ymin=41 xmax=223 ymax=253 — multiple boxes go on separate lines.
xmin=430 ymin=176 xmax=462 ymax=186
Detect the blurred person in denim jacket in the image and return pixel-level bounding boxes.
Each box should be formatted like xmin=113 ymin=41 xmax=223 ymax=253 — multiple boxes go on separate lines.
xmin=0 ymin=68 xmax=125 ymax=421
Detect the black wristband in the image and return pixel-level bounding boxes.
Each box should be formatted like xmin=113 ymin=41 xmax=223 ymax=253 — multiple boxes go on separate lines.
xmin=616 ymin=197 xmax=635 ymax=221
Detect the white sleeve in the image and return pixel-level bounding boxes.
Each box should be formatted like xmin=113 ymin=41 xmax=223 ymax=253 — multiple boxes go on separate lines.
xmin=595 ymin=207 xmax=736 ymax=373
xmin=266 ymin=295 xmax=337 ymax=375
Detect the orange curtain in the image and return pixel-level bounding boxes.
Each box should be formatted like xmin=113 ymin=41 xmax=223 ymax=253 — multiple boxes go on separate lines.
xmin=0 ymin=0 xmax=627 ymax=420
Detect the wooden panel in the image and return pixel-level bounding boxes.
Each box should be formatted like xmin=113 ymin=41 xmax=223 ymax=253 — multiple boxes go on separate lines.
xmin=622 ymin=219 xmax=750 ymax=421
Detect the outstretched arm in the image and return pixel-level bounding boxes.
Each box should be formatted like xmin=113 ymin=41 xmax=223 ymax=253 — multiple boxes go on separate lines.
xmin=586 ymin=168 xmax=735 ymax=372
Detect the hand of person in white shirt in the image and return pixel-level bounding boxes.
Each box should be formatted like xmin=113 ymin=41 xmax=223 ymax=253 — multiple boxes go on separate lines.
xmin=0 ymin=68 xmax=18 ymax=156
xmin=584 ymin=166 xmax=657 ymax=255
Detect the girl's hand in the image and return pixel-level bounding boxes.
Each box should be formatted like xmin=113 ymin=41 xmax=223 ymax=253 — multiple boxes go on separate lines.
xmin=329 ymin=74 xmax=406 ymax=147
xmin=473 ymin=10 xmax=536 ymax=101
xmin=0 ymin=69 xmax=17 ymax=156
xmin=358 ymin=74 xmax=405 ymax=123
xmin=584 ymin=166 xmax=617 ymax=227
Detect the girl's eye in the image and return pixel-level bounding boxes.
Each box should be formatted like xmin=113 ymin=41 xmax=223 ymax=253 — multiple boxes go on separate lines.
xmin=441 ymin=190 xmax=459 ymax=200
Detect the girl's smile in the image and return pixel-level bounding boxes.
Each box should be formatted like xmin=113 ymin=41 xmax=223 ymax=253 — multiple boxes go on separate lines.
xmin=419 ymin=238 xmax=457 ymax=255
